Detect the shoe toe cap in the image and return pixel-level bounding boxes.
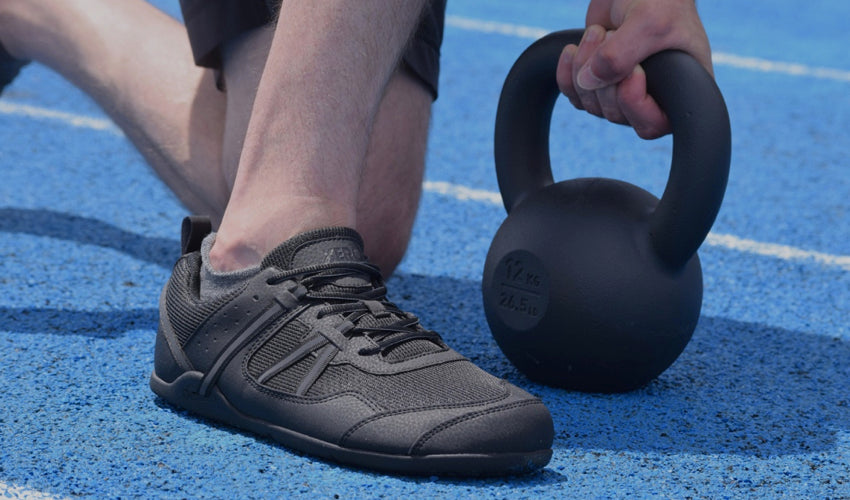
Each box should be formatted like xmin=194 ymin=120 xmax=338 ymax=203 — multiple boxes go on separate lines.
xmin=340 ymin=384 xmax=554 ymax=458
xmin=411 ymin=396 xmax=554 ymax=457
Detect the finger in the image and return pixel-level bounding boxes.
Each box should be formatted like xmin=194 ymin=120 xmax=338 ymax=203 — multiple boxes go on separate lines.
xmin=576 ymin=26 xmax=646 ymax=90
xmin=596 ymin=84 xmax=628 ymax=125
xmin=572 ymin=25 xmax=606 ymax=117
xmin=557 ymin=44 xmax=584 ymax=110
xmin=582 ymin=6 xmax=713 ymax=90
xmin=617 ymin=65 xmax=670 ymax=139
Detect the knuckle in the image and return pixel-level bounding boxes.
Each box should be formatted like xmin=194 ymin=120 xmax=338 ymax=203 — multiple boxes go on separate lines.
xmin=593 ymin=45 xmax=632 ymax=81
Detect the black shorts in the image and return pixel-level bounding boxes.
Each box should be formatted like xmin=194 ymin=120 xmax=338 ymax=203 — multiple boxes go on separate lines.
xmin=179 ymin=0 xmax=446 ymax=99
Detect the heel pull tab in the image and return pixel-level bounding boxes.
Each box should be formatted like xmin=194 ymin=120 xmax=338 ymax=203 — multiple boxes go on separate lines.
xmin=181 ymin=216 xmax=212 ymax=255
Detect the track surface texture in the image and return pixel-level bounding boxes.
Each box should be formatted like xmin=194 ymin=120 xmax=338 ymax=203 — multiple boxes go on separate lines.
xmin=1 ymin=1 xmax=848 ymax=498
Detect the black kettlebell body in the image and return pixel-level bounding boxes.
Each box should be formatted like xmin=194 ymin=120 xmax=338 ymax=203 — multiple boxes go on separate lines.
xmin=483 ymin=179 xmax=703 ymax=393
xmin=483 ymin=30 xmax=730 ymax=393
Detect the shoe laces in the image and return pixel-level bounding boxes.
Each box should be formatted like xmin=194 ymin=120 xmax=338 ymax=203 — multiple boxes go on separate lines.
xmin=268 ymin=262 xmax=444 ymax=357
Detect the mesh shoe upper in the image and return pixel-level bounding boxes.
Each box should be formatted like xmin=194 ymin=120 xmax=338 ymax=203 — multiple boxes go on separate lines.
xmin=152 ymin=223 xmax=553 ymax=475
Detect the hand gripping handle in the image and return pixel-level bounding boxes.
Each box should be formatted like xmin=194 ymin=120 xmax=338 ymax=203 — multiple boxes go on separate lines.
xmin=494 ymin=29 xmax=731 ymax=269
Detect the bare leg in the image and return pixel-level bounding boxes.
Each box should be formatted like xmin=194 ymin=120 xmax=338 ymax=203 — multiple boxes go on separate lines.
xmin=1 ymin=0 xmax=431 ymax=275
xmin=0 ymin=0 xmax=229 ymax=220
xmin=220 ymin=25 xmax=430 ymax=276
xmin=219 ymin=26 xmax=274 ymax=194
xmin=210 ymin=1 xmax=429 ymax=275
xmin=357 ymin=68 xmax=430 ymax=275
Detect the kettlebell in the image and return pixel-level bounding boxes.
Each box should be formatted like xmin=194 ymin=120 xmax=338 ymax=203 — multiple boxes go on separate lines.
xmin=482 ymin=29 xmax=731 ymax=393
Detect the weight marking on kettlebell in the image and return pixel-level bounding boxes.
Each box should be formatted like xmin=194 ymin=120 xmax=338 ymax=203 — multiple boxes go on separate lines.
xmin=500 ymin=283 xmax=542 ymax=297
xmin=492 ymin=250 xmax=549 ymax=331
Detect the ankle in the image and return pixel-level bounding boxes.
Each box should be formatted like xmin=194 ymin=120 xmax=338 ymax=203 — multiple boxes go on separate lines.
xmin=208 ymin=233 xmax=265 ymax=272
xmin=212 ymin=198 xmax=356 ymax=272
xmin=200 ymin=233 xmax=261 ymax=299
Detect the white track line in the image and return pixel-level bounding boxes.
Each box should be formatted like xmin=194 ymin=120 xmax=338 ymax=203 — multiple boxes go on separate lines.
xmin=446 ymin=15 xmax=850 ymax=83
xmin=446 ymin=15 xmax=550 ymax=40
xmin=711 ymin=53 xmax=850 ymax=83
xmin=0 ymin=101 xmax=121 ymax=135
xmin=1 ymin=70 xmax=848 ymax=273
xmin=0 ymin=482 xmax=65 ymax=500
xmin=704 ymin=233 xmax=850 ymax=271
xmin=423 ymin=182 xmax=850 ymax=271
xmin=3 ymin=102 xmax=849 ymax=272
xmin=424 ymin=180 xmax=503 ymax=205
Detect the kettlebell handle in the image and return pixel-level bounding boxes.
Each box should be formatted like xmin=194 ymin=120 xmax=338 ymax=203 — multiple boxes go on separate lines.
xmin=494 ymin=29 xmax=731 ymax=269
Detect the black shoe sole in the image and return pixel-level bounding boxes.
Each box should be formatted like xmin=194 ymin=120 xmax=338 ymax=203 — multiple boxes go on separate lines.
xmin=150 ymin=370 xmax=552 ymax=477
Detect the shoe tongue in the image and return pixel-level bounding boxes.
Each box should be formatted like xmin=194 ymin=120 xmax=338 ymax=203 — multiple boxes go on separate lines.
xmin=261 ymin=227 xmax=367 ymax=271
xmin=261 ymin=227 xmax=443 ymax=361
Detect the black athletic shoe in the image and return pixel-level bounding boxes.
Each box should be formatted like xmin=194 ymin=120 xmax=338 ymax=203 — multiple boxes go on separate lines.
xmin=151 ymin=217 xmax=554 ymax=477
xmin=0 ymin=43 xmax=28 ymax=95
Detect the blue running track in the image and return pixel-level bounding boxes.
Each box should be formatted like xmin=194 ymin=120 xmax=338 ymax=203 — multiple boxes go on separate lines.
xmin=1 ymin=0 xmax=848 ymax=498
